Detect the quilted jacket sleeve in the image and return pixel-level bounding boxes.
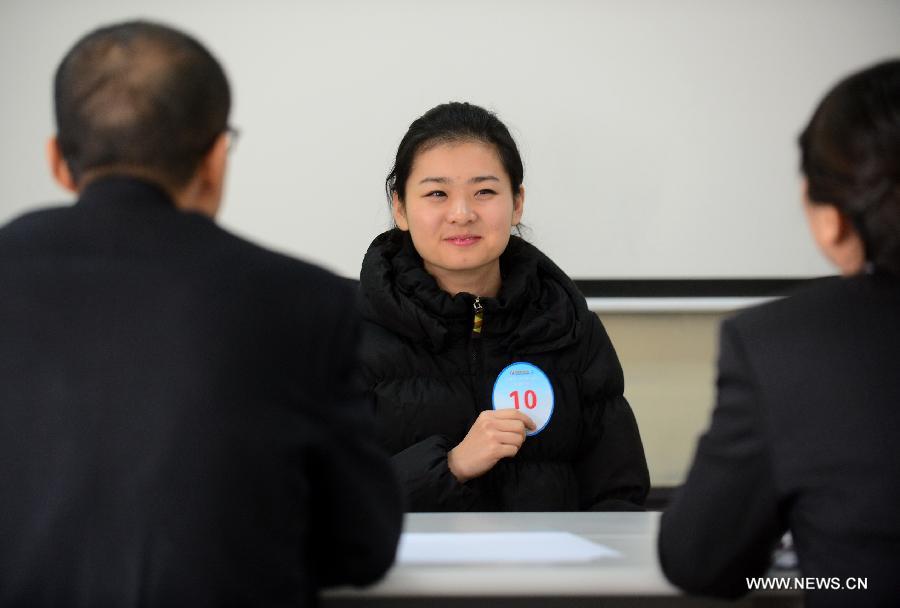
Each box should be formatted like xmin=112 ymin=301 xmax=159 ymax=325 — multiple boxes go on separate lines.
xmin=391 ymin=434 xmax=483 ymax=511
xmin=575 ymin=312 xmax=650 ymax=510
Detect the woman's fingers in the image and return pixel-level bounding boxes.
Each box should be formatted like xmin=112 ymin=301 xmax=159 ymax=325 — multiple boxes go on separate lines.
xmin=489 ymin=408 xmax=536 ymax=430
xmin=487 ymin=429 xmax=527 ymax=447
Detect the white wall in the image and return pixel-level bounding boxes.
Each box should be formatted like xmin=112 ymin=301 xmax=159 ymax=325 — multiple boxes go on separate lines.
xmin=2 ymin=0 xmax=898 ymax=279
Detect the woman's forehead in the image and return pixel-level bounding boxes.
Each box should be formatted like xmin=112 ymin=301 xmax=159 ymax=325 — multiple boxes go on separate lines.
xmin=409 ymin=139 xmax=506 ymax=181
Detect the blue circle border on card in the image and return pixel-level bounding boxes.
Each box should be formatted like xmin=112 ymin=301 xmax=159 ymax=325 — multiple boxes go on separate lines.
xmin=491 ymin=361 xmax=555 ymax=436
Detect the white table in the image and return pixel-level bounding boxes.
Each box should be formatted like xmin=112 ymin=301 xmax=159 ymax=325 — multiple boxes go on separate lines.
xmin=324 ymin=512 xmax=801 ymax=607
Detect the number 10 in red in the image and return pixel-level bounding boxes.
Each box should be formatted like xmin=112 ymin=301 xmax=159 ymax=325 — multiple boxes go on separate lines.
xmin=509 ymin=390 xmax=538 ymax=409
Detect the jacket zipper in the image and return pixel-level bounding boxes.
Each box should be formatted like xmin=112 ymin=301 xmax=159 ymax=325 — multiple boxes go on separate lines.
xmin=471 ymin=296 xmax=484 ymax=337
xmin=470 ymin=296 xmax=485 ymax=414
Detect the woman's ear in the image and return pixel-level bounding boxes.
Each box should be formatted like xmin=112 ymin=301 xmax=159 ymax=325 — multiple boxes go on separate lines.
xmin=804 ymin=194 xmax=865 ymax=275
xmin=805 ymin=199 xmax=840 ymax=250
xmin=392 ymin=192 xmax=409 ymax=231
xmin=512 ymin=186 xmax=525 ymax=226
xmin=46 ymin=136 xmax=77 ymax=193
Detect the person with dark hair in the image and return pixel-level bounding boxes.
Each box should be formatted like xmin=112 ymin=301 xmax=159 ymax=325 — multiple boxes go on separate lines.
xmin=358 ymin=102 xmax=650 ymax=512
xmin=0 ymin=20 xmax=402 ymax=606
xmin=658 ymin=59 xmax=900 ymax=606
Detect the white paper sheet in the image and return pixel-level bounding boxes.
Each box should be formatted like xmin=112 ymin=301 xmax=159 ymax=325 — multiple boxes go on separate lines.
xmin=397 ymin=531 xmax=621 ymax=564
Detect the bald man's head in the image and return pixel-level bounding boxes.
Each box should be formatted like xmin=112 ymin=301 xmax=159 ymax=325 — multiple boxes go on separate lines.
xmin=54 ymin=21 xmax=231 ymax=190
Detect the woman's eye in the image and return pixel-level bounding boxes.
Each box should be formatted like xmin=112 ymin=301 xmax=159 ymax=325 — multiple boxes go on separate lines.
xmin=425 ymin=190 xmax=446 ymax=199
xmin=475 ymin=189 xmax=497 ymax=197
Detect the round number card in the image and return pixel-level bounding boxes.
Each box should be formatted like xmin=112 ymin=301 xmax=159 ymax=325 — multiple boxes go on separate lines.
xmin=492 ymin=362 xmax=555 ymax=436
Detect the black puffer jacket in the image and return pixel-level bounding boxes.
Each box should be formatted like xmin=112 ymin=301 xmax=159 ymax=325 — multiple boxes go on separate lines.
xmin=359 ymin=229 xmax=649 ymax=511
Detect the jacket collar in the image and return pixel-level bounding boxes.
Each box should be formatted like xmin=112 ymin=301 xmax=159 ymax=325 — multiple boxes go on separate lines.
xmin=359 ymin=229 xmax=585 ymax=354
xmin=76 ymin=176 xmax=176 ymax=211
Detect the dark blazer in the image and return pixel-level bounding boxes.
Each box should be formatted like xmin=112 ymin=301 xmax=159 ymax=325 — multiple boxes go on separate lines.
xmin=659 ymin=273 xmax=900 ymax=607
xmin=0 ymin=178 xmax=403 ymax=607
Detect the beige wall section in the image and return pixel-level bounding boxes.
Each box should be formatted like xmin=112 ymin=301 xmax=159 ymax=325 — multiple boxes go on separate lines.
xmin=599 ymin=312 xmax=729 ymax=488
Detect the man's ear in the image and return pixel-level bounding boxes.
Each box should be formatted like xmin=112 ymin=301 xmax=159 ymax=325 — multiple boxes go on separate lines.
xmin=178 ymin=132 xmax=228 ymax=218
xmin=46 ymin=136 xmax=77 ymax=193
xmin=202 ymin=132 xmax=229 ymax=191
xmin=392 ymin=192 xmax=409 ymax=231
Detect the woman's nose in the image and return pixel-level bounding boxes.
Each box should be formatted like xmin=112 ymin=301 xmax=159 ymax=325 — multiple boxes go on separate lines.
xmin=447 ymin=195 xmax=476 ymax=223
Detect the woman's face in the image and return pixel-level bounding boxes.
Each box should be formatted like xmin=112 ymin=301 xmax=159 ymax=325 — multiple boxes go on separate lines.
xmin=393 ymin=140 xmax=524 ymax=291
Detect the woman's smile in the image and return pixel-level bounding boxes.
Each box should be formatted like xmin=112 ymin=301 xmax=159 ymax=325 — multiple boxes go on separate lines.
xmin=444 ymin=234 xmax=482 ymax=246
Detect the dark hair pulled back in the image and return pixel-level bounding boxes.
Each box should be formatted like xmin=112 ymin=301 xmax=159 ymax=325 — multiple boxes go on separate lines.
xmin=385 ymin=102 xmax=524 ymax=205
xmin=800 ymin=59 xmax=900 ymax=276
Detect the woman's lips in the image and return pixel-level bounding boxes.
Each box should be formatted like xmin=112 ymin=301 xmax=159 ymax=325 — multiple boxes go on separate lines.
xmin=445 ymin=235 xmax=481 ymax=246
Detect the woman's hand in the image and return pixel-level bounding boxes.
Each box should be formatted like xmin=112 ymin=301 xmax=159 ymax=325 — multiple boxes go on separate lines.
xmin=447 ymin=410 xmax=536 ymax=483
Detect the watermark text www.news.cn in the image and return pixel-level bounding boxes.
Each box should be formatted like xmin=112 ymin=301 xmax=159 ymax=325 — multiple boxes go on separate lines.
xmin=747 ymin=577 xmax=867 ymax=591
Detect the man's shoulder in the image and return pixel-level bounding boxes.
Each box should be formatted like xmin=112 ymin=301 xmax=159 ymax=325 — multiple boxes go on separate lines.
xmin=0 ymin=204 xmax=69 ymax=234
xmin=211 ymin=225 xmax=353 ymax=299
xmin=0 ymin=204 xmax=78 ymax=256
xmin=0 ymin=199 xmax=354 ymax=306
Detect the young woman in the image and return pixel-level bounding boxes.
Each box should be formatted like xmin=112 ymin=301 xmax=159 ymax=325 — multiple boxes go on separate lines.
xmin=358 ymin=102 xmax=649 ymax=511
xmin=659 ymin=60 xmax=900 ymax=605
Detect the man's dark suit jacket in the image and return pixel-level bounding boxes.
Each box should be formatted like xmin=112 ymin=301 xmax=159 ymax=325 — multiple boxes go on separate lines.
xmin=659 ymin=273 xmax=900 ymax=607
xmin=0 ymin=177 xmax=403 ymax=606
